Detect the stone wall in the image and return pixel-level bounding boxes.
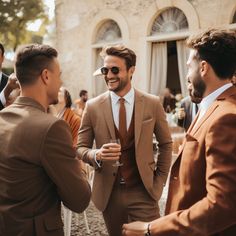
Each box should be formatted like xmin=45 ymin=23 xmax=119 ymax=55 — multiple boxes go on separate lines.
xmin=55 ymin=0 xmax=236 ymax=100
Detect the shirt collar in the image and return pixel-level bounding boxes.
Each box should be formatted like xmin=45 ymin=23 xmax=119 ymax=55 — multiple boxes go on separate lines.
xmin=200 ymin=83 xmax=232 ymax=112
xmin=110 ymin=87 xmax=134 ymax=104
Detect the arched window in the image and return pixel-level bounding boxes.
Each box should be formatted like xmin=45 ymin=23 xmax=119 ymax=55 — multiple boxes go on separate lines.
xmin=95 ymin=20 xmax=122 ymax=44
xmin=93 ymin=20 xmax=122 ymax=96
xmin=149 ymin=8 xmax=189 ymax=97
xmin=151 ymin=8 xmax=188 ymax=35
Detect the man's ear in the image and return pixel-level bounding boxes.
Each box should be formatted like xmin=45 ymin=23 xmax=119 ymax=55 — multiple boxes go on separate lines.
xmin=129 ymin=66 xmax=135 ymax=80
xmin=40 ymin=69 xmax=49 ymax=85
xmin=200 ymin=60 xmax=209 ymax=77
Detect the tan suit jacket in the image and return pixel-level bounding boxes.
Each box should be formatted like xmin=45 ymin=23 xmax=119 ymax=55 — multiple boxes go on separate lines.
xmin=0 ymin=97 xmax=91 ymax=236
xmin=77 ymin=89 xmax=172 ymax=211
xmin=150 ymin=86 xmax=236 ymax=236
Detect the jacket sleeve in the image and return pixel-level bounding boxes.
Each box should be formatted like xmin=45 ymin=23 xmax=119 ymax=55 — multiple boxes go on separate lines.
xmin=150 ymin=113 xmax=236 ymax=236
xmin=77 ymin=102 xmax=99 ymax=168
xmin=40 ymin=119 xmax=91 ymax=213
xmin=154 ymin=99 xmax=172 ymax=184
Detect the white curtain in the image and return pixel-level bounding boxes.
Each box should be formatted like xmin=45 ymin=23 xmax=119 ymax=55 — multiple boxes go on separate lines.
xmin=176 ymin=40 xmax=189 ymax=97
xmin=94 ymin=48 xmax=107 ymax=96
xmin=149 ymin=42 xmax=167 ymax=96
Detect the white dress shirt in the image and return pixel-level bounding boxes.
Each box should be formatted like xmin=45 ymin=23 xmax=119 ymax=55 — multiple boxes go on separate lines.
xmin=198 ymin=83 xmax=232 ymax=121
xmin=110 ymin=87 xmax=135 ymax=131
xmin=0 ymin=71 xmax=2 ymax=85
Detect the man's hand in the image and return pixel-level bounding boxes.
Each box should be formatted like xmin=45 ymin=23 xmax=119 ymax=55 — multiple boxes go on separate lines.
xmin=96 ymin=142 xmax=121 ymax=162
xmin=4 ymin=73 xmax=20 ymax=99
xmin=122 ymin=221 xmax=149 ymax=236
xmin=177 ymin=107 xmax=186 ymax=120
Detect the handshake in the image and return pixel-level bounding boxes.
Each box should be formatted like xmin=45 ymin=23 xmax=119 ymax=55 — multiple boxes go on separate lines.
xmin=122 ymin=221 xmax=151 ymax=236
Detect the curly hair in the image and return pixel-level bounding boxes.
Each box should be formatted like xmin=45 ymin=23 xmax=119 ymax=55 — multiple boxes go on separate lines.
xmin=186 ymin=28 xmax=236 ymax=79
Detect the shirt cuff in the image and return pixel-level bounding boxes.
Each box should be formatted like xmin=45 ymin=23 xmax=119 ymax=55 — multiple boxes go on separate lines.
xmin=93 ymin=150 xmax=102 ymax=168
xmin=0 ymin=90 xmax=6 ymax=106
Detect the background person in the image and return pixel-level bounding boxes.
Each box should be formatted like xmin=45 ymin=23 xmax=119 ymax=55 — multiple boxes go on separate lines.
xmin=176 ymin=82 xmax=202 ymax=131
xmin=55 ymin=86 xmax=81 ymax=148
xmin=74 ymin=89 xmax=88 ymax=117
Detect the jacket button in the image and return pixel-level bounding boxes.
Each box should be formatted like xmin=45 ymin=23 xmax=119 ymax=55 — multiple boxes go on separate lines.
xmin=173 ymin=176 xmax=178 ymax=180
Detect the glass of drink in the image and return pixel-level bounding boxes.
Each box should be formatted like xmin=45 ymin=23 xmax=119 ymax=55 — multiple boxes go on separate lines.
xmin=110 ymin=139 xmax=123 ymax=167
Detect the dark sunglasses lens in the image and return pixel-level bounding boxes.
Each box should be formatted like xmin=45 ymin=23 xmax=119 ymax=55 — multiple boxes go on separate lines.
xmin=111 ymin=67 xmax=119 ymax=74
xmin=101 ymin=67 xmax=108 ymax=75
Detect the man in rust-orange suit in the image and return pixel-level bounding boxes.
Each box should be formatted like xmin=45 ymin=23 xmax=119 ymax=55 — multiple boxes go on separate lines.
xmin=122 ymin=29 xmax=236 ymax=236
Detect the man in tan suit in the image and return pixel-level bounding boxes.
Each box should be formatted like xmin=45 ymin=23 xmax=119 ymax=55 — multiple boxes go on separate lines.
xmin=122 ymin=29 xmax=236 ymax=236
xmin=0 ymin=44 xmax=91 ymax=236
xmin=77 ymin=45 xmax=172 ymax=236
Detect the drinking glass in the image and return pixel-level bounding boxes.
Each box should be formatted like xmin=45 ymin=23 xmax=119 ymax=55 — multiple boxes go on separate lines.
xmin=110 ymin=139 xmax=123 ymax=167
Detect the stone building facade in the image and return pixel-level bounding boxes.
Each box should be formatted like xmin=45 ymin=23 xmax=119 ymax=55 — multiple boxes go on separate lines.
xmin=55 ymin=0 xmax=236 ymax=100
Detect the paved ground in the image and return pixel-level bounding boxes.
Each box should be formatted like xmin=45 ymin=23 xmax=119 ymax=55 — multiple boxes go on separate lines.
xmin=68 ymin=183 xmax=169 ymax=236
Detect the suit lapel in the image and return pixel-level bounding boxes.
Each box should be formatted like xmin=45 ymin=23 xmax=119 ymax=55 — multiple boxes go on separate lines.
xmin=173 ymin=85 xmax=236 ymax=167
xmin=190 ymin=103 xmax=218 ymax=135
xmin=190 ymin=86 xmax=236 ymax=135
xmin=134 ymin=89 xmax=144 ymax=148
xmin=100 ymin=92 xmax=116 ymax=140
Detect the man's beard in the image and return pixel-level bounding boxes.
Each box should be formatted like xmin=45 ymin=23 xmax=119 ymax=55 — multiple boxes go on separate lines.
xmin=105 ymin=76 xmax=128 ymax=93
xmin=191 ymin=76 xmax=206 ymax=104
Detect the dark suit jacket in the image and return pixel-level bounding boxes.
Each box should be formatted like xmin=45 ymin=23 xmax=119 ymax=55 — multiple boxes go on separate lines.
xmin=148 ymin=86 xmax=236 ymax=235
xmin=77 ymin=89 xmax=172 ymax=211
xmin=0 ymin=73 xmax=8 ymax=110
xmin=177 ymin=96 xmax=194 ymax=131
xmin=0 ymin=97 xmax=91 ymax=236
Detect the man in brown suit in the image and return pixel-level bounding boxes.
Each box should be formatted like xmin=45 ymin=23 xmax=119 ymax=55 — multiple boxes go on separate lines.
xmin=0 ymin=44 xmax=91 ymax=236
xmin=122 ymin=29 xmax=236 ymax=236
xmin=77 ymin=45 xmax=172 ymax=236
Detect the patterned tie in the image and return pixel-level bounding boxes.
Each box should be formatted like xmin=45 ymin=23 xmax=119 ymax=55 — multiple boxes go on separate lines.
xmin=119 ymin=97 xmax=127 ymax=139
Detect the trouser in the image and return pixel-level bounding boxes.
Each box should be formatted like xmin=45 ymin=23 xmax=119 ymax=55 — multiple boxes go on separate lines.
xmin=102 ymin=183 xmax=159 ymax=236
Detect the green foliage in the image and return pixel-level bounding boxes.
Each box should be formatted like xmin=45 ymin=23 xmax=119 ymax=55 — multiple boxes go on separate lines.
xmin=0 ymin=0 xmax=49 ymax=51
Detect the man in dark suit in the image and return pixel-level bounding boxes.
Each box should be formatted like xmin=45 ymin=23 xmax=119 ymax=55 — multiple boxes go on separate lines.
xmin=0 ymin=43 xmax=19 ymax=110
xmin=122 ymin=29 xmax=236 ymax=236
xmin=77 ymin=45 xmax=172 ymax=236
xmin=0 ymin=44 xmax=91 ymax=236
xmin=0 ymin=43 xmax=9 ymax=109
xmin=177 ymin=85 xmax=202 ymax=131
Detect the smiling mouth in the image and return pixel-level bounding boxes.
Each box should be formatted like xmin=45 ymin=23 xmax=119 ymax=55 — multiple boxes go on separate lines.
xmin=108 ymin=78 xmax=119 ymax=83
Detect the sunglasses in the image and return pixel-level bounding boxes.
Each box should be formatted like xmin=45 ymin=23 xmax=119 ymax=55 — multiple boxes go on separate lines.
xmin=101 ymin=66 xmax=120 ymax=75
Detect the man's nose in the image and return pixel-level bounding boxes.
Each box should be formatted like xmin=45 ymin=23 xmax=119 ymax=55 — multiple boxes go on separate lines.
xmin=106 ymin=69 xmax=115 ymax=79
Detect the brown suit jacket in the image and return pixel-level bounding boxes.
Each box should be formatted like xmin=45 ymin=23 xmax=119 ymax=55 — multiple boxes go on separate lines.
xmin=149 ymin=86 xmax=236 ymax=236
xmin=0 ymin=97 xmax=91 ymax=236
xmin=77 ymin=89 xmax=172 ymax=211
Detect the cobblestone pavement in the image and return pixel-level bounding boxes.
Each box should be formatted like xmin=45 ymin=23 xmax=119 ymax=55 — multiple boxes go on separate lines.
xmin=68 ymin=184 xmax=169 ymax=236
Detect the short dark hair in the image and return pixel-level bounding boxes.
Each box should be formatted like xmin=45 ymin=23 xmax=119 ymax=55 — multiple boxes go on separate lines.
xmin=15 ymin=44 xmax=58 ymax=85
xmin=64 ymin=89 xmax=72 ymax=108
xmin=0 ymin=43 xmax=4 ymax=56
xmin=100 ymin=45 xmax=136 ymax=70
xmin=186 ymin=28 xmax=236 ymax=79
xmin=79 ymin=90 xmax=87 ymax=97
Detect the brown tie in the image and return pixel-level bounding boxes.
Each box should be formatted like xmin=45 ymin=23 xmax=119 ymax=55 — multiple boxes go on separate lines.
xmin=119 ymin=97 xmax=127 ymax=139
